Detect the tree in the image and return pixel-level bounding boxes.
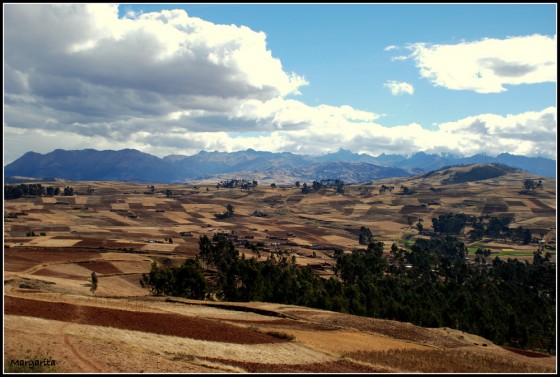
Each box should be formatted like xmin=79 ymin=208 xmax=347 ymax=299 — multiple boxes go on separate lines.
xmin=90 ymin=272 xmax=98 ymax=294
xmin=359 ymin=226 xmax=373 ymax=245
xmin=173 ymin=259 xmax=208 ymax=299
xmin=295 ymin=181 xmax=300 ymax=188
xmin=226 ymin=204 xmax=234 ymax=217
xmin=197 ymin=235 xmax=213 ymax=270
xmin=416 ymin=219 xmax=424 ymax=231
xmin=522 ymin=228 xmax=532 ymax=245
xmin=365 ymin=240 xmax=388 ymax=276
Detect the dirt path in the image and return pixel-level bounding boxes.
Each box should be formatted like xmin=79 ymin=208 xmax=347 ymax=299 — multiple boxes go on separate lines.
xmin=61 ymin=321 xmax=103 ymax=373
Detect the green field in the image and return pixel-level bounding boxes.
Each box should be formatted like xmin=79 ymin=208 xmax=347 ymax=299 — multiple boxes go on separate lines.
xmin=467 ymin=247 xmax=538 ymax=258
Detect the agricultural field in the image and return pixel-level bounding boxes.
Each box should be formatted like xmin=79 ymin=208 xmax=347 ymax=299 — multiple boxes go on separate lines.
xmin=3 ymin=168 xmax=557 ymax=373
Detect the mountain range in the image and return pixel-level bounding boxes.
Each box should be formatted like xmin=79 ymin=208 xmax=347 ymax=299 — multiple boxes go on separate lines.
xmin=4 ymin=148 xmax=556 ymax=184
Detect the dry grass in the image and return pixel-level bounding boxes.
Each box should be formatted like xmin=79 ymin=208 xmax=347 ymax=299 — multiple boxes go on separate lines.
xmin=26 ymin=238 xmax=82 ymax=247
xmin=344 ymin=348 xmax=556 ymax=373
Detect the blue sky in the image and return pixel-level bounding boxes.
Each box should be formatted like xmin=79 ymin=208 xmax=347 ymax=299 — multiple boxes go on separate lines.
xmin=4 ymin=3 xmax=557 ymax=164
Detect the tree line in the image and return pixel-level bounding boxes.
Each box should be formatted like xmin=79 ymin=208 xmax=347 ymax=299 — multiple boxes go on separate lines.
xmin=140 ymin=233 xmax=556 ymax=354
xmin=4 ymin=184 xmax=93 ymax=199
xmin=432 ymin=213 xmax=535 ymax=245
xmin=216 ymin=179 xmax=258 ymax=190
xmin=300 ymin=179 xmax=345 ymax=194
xmin=5 ymin=184 xmax=60 ymax=199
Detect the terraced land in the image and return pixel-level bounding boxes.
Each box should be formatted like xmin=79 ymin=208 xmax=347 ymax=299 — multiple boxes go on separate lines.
xmin=4 ymin=169 xmax=556 ymax=372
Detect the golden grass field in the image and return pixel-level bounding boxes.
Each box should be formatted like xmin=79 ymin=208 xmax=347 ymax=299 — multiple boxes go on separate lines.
xmin=3 ymin=168 xmax=557 ymax=373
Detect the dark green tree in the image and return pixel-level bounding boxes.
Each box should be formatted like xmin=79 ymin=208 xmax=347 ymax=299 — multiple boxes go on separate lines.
xmin=358 ymin=226 xmax=373 ymax=245
xmin=90 ymin=272 xmax=98 ymax=294
xmin=226 ymin=204 xmax=234 ymax=217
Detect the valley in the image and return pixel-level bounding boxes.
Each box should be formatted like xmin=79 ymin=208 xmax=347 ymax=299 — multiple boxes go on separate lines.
xmin=3 ymin=165 xmax=557 ymax=373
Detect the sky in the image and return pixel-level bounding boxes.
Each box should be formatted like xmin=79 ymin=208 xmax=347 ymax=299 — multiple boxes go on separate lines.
xmin=3 ymin=3 xmax=557 ymax=165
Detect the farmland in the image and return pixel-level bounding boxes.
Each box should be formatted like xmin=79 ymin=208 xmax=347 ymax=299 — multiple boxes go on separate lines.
xmin=3 ymin=166 xmax=557 ymax=373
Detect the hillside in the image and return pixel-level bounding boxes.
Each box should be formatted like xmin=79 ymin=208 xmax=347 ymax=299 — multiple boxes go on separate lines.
xmin=419 ymin=163 xmax=522 ymax=185
xmin=3 ymin=167 xmax=556 ymax=373
xmin=4 ymin=287 xmax=555 ymax=373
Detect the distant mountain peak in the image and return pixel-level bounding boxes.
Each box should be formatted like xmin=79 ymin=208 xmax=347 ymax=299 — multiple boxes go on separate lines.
xmin=332 ymin=148 xmax=354 ymax=155
xmin=4 ymin=148 xmax=555 ymax=183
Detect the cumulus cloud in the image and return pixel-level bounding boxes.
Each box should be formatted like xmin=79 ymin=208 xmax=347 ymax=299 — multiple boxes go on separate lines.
xmin=4 ymin=4 xmax=307 ymax=115
xmin=384 ymin=81 xmax=415 ymax=96
xmin=434 ymin=106 xmax=557 ymax=157
xmin=407 ymin=34 xmax=556 ymax=93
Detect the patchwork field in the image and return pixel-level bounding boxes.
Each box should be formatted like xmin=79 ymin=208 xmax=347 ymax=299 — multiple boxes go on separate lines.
xmin=3 ymin=169 xmax=557 ymax=372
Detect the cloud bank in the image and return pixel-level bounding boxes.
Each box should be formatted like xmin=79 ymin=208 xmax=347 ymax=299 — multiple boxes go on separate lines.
xmin=3 ymin=4 xmax=557 ymax=164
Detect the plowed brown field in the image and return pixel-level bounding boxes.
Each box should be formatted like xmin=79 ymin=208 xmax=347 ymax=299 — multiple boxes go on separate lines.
xmin=5 ymin=296 xmax=283 ymax=344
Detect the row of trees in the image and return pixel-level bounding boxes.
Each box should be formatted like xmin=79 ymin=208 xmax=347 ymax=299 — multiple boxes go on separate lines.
xmin=216 ymin=179 xmax=258 ymax=190
xmin=300 ymin=179 xmax=345 ymax=194
xmin=140 ymin=234 xmax=556 ymax=354
xmin=4 ymin=184 xmax=82 ymax=199
xmin=431 ymin=213 xmax=534 ymax=244
xmin=5 ymin=184 xmax=59 ymax=199
xmin=399 ymin=185 xmax=416 ymax=195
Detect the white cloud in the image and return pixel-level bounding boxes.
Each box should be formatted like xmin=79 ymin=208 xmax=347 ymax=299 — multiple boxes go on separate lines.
xmin=408 ymin=34 xmax=556 ymax=93
xmin=384 ymin=45 xmax=398 ymax=51
xmin=434 ymin=106 xmax=557 ymax=157
xmin=384 ymin=81 xmax=415 ymax=96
